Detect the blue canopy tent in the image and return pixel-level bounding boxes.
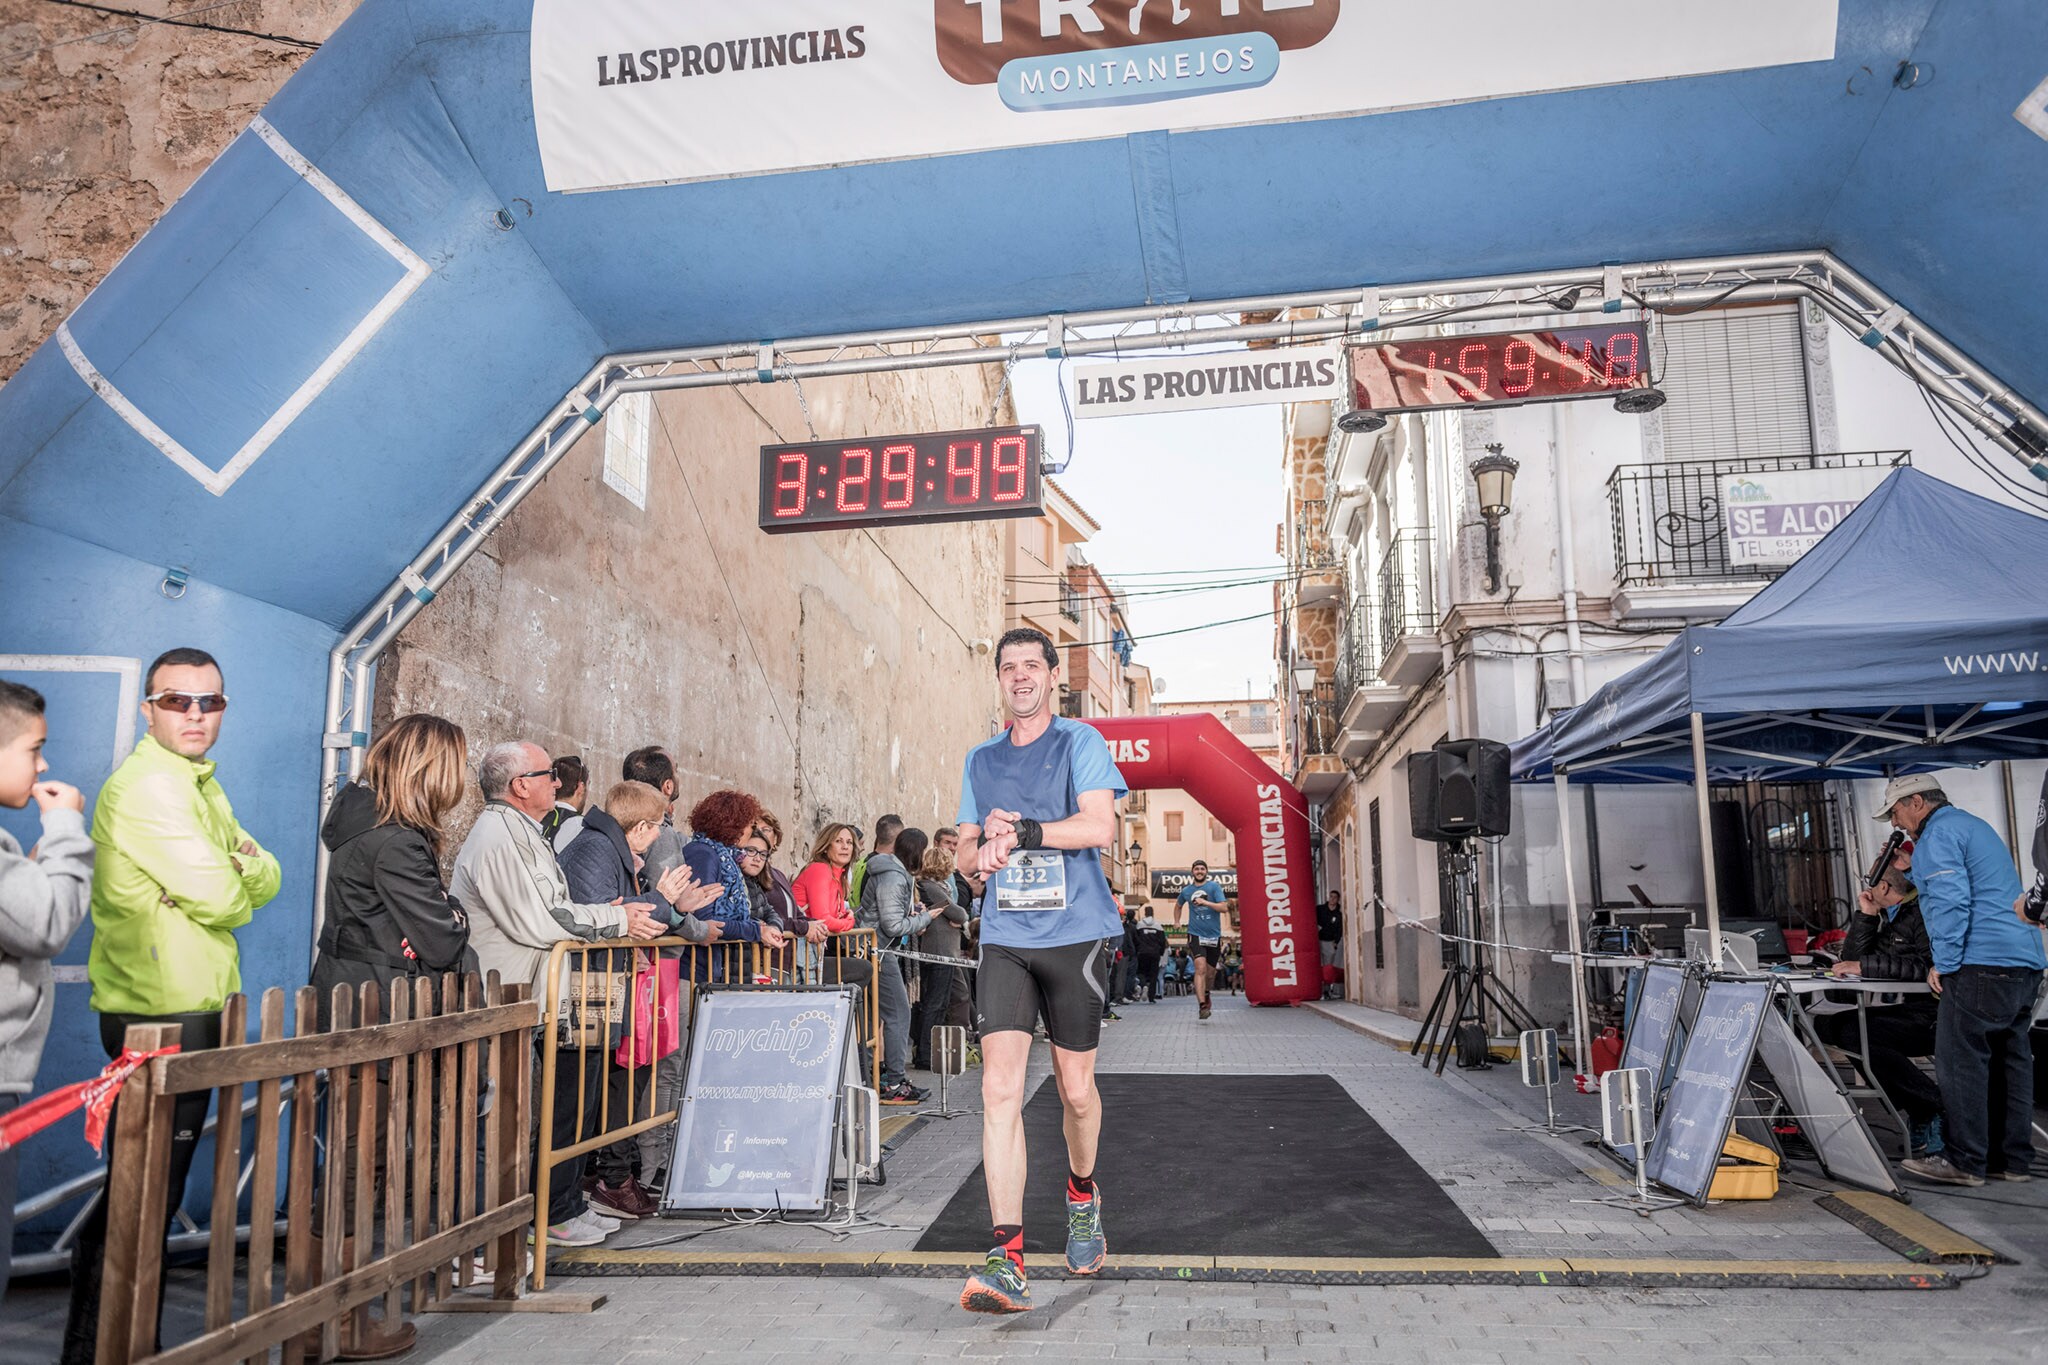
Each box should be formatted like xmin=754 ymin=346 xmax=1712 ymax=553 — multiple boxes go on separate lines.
xmin=1513 ymin=468 xmax=2048 ymax=1057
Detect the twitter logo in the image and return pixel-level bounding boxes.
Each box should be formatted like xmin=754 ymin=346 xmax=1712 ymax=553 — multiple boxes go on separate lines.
xmin=707 ymin=1162 xmax=734 ymax=1187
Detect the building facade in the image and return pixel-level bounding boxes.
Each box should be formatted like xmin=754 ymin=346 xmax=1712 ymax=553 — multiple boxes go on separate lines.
xmin=1275 ymin=300 xmax=2048 ymax=1026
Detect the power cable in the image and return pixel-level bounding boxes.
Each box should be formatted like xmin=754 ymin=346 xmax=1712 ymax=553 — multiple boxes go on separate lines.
xmin=36 ymin=0 xmax=320 ymax=51
xmin=1005 ymin=572 xmax=1305 ymax=612
xmin=1061 ymin=607 xmax=1275 ymax=653
xmin=1005 ymin=562 xmax=1289 ymax=580
xmin=646 ymin=396 xmax=806 ymax=788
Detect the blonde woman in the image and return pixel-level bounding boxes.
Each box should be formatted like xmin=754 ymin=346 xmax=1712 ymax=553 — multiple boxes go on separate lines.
xmin=313 ymin=712 xmax=478 ymax=1012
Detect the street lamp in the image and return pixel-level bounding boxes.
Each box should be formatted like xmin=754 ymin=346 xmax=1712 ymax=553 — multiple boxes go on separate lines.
xmin=1468 ymin=443 xmax=1520 ymax=595
xmin=1128 ymin=841 xmax=1143 ymax=863
xmin=1291 ymin=663 xmax=1319 ymax=695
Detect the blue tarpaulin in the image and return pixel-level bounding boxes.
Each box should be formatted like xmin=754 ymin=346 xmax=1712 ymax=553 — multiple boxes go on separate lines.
xmin=1515 ymin=469 xmax=2048 ymax=782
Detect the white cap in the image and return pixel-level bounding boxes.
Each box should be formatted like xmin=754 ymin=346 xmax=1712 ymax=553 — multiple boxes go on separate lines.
xmin=1872 ymin=773 xmax=1944 ymax=820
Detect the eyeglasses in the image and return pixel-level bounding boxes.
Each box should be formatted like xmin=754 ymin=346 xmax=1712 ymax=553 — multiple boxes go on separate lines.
xmin=147 ymin=691 xmax=229 ymax=715
xmin=514 ymin=769 xmax=558 ymax=784
xmin=737 ymin=846 xmax=768 ymax=859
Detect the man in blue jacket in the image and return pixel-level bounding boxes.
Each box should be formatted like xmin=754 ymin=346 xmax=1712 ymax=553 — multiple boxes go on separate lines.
xmin=1875 ymin=776 xmax=2046 ymax=1186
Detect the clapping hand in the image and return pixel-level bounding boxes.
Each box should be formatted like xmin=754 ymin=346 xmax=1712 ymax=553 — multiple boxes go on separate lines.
xmin=655 ymin=863 xmax=696 ymax=905
xmin=624 ymin=903 xmax=667 ymax=939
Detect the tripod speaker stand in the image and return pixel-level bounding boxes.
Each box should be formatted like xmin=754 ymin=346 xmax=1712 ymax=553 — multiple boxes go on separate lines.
xmin=1411 ymin=838 xmax=1543 ymax=1076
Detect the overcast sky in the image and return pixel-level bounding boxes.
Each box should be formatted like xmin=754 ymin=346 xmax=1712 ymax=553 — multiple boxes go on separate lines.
xmin=1010 ymin=354 xmax=1288 ymax=704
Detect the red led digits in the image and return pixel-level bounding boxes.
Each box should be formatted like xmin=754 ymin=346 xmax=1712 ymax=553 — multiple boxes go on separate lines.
xmin=771 ymin=450 xmax=806 ymax=517
xmin=945 ymin=440 xmax=981 ymax=504
xmin=990 ymin=435 xmax=1027 ymax=502
xmin=880 ymin=443 xmax=915 ymax=509
xmin=836 ymin=447 xmax=873 ymax=513
xmin=1502 ymin=340 xmax=1536 ymax=396
xmin=1607 ymin=330 xmax=1641 ymax=383
xmin=1456 ymin=343 xmax=1491 ymax=396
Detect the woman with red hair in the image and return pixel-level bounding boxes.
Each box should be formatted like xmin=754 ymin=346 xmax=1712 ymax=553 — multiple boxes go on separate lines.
xmin=681 ymin=790 xmax=786 ymax=950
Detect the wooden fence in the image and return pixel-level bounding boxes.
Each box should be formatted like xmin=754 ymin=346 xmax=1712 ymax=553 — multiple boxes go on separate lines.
xmin=96 ymin=973 xmax=539 ymax=1365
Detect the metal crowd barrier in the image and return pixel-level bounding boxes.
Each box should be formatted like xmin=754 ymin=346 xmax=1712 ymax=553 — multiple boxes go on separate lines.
xmin=531 ymin=928 xmax=879 ymax=1289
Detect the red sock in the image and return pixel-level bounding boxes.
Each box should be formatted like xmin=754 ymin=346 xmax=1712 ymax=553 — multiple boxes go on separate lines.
xmin=1067 ymin=1172 xmax=1095 ymax=1202
xmin=993 ymin=1224 xmax=1024 ymax=1269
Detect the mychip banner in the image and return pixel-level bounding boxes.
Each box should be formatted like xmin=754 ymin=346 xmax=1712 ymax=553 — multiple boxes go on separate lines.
xmin=531 ymin=1 xmax=1838 ymax=192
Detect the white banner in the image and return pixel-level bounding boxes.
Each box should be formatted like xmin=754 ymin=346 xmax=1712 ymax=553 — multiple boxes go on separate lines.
xmin=1720 ymin=465 xmax=1892 ymax=567
xmin=1070 ymin=345 xmax=1340 ymax=417
xmin=530 ymin=1 xmax=1839 ymax=192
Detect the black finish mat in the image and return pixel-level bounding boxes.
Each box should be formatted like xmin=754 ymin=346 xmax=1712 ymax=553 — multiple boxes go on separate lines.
xmin=913 ymin=1072 xmax=1497 ymax=1258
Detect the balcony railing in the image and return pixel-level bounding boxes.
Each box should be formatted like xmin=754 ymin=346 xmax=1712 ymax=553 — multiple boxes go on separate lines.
xmin=1293 ymin=498 xmax=1336 ymax=572
xmin=1292 ymin=684 xmax=1340 ymax=764
xmin=1375 ymin=530 xmax=1434 ymax=670
xmin=1608 ymin=451 xmax=1908 ymax=589
xmin=1060 ymin=580 xmax=1082 ymax=621
xmin=1337 ymin=597 xmax=1378 ymax=697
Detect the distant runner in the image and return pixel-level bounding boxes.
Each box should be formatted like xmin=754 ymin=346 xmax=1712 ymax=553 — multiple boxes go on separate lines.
xmin=1177 ymin=860 xmax=1230 ymax=1023
xmin=955 ymin=627 xmax=1125 ymax=1314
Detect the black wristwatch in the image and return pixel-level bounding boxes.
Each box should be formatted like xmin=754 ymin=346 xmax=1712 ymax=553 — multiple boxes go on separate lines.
xmin=1014 ymin=817 xmax=1043 ymax=850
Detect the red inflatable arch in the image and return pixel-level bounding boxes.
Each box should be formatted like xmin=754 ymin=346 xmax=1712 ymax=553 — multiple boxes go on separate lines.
xmin=1084 ymin=715 xmax=1319 ymax=1006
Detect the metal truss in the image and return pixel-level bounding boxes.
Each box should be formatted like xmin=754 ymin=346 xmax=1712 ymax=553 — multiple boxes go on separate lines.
xmin=312 ymin=250 xmax=2048 ymax=929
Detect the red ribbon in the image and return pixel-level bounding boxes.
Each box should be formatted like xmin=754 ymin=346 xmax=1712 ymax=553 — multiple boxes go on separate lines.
xmin=0 ymin=1045 xmax=181 ymax=1157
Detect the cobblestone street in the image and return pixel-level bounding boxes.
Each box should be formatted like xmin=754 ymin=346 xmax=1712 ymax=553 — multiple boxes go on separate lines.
xmin=18 ymin=990 xmax=2035 ymax=1364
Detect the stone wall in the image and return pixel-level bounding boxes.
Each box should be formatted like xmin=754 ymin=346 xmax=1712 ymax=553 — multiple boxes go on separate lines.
xmin=0 ymin=0 xmax=357 ymax=383
xmin=374 ymin=366 xmax=1012 ymax=860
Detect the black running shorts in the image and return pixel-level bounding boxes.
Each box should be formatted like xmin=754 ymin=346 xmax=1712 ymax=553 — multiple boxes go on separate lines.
xmin=1190 ymin=942 xmax=1221 ymax=968
xmin=976 ymin=938 xmax=1114 ymax=1052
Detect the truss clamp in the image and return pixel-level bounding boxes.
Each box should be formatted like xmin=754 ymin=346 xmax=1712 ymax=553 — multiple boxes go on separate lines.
xmin=399 ymin=567 xmax=435 ymax=604
xmin=1356 ymin=286 xmax=1381 ymax=332
xmin=1602 ymin=266 xmax=1625 ymax=313
xmin=1860 ymin=304 xmax=1908 ymax=349
xmin=757 ymin=344 xmax=776 ymax=385
xmin=1046 ymin=314 xmax=1067 ymax=359
xmin=322 ymin=730 xmax=370 ymax=750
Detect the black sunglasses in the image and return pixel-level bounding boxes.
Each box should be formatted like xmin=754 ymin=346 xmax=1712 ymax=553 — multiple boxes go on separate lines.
xmin=147 ymin=691 xmax=229 ymax=715
xmin=514 ymin=769 xmax=558 ymax=783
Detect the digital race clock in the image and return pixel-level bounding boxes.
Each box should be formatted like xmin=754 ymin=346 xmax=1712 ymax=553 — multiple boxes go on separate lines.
xmin=757 ymin=425 xmax=1044 ymax=534
xmin=1348 ymin=323 xmax=1650 ymax=413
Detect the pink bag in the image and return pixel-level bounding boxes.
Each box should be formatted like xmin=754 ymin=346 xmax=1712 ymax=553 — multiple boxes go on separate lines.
xmin=616 ymin=953 xmax=682 ymax=1068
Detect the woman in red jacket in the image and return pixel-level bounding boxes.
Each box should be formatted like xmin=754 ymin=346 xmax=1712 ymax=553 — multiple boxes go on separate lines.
xmin=792 ymin=822 xmax=861 ymax=932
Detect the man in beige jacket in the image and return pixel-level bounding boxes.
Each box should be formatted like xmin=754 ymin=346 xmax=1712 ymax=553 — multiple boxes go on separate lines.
xmin=450 ymin=740 xmax=677 ymax=1246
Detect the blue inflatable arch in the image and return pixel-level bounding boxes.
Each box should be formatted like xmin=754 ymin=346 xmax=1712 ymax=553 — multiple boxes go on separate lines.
xmin=2 ymin=0 xmax=2047 ymax=1187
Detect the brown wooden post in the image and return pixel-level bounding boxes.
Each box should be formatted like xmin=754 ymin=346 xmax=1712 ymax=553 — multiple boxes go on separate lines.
xmin=94 ymin=1020 xmax=181 ymax=1365
xmin=382 ymin=981 xmax=410 ymax=1321
xmin=243 ymin=988 xmax=286 ymax=1365
xmin=350 ymin=982 xmax=382 ymax=1350
xmin=456 ymin=973 xmax=483 ymax=1286
xmin=434 ymin=974 xmax=458 ymax=1300
xmin=409 ymin=975 xmax=436 ymax=1308
xmin=319 ymin=985 xmax=353 ymax=1362
xmin=282 ymin=986 xmax=320 ymax=1364
xmin=491 ymin=984 xmax=527 ymax=1302
xmin=204 ymin=995 xmax=248 ymax=1333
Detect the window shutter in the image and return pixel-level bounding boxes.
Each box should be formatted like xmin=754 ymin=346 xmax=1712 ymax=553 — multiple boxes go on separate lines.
xmin=1656 ymin=306 xmax=1812 ymax=461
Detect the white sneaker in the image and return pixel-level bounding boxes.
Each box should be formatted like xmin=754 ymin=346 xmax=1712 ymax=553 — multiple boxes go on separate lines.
xmin=530 ymin=1218 xmax=604 ymax=1248
xmin=575 ymin=1208 xmax=621 ymax=1236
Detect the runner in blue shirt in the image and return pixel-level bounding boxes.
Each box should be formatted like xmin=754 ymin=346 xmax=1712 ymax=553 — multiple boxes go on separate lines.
xmin=1176 ymin=861 xmax=1231 ymax=1023
xmin=954 ymin=628 xmax=1124 ymax=1314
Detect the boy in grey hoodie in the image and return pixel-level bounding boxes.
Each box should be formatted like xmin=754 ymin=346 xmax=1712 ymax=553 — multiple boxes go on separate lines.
xmin=0 ymin=680 xmax=94 ymax=1300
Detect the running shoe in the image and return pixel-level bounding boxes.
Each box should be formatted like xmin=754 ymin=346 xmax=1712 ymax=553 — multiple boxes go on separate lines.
xmin=1198 ymin=1002 xmax=1212 ymax=1023
xmin=1065 ymin=1190 xmax=1106 ymax=1274
xmin=880 ymin=1083 xmax=920 ymax=1106
xmin=1908 ymin=1115 xmax=1944 ymax=1158
xmin=576 ymin=1208 xmax=621 ymax=1235
xmin=1988 ymin=1168 xmax=2034 ymax=1182
xmin=529 ymin=1217 xmax=604 ymax=1248
xmin=1900 ymin=1154 xmax=1984 ymax=1186
xmin=960 ymin=1250 xmax=1032 ymax=1313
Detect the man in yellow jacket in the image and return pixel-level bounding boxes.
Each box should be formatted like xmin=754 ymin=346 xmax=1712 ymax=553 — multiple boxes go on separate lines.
xmin=62 ymin=646 xmax=279 ymax=1365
